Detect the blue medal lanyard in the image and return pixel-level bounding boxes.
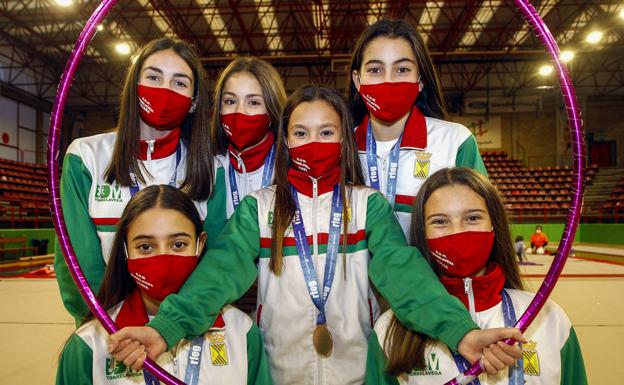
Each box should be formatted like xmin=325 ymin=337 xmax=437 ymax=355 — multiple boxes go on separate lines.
xmin=228 ymin=143 xmax=276 ymax=209
xmin=142 ymin=335 xmax=204 ymax=385
xmin=290 ymin=183 xmax=342 ymax=327
xmin=451 ymin=290 xmax=524 ymax=385
xmin=365 ymin=120 xmax=402 ymax=207
xmin=129 ymin=142 xmax=182 ymax=197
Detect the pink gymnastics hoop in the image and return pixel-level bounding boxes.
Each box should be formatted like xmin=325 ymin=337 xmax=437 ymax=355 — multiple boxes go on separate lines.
xmin=47 ymin=0 xmax=183 ymax=383
xmin=445 ymin=1 xmax=585 ymax=384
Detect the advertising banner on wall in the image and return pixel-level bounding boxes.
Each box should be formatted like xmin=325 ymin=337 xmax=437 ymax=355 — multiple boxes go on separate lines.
xmin=453 ymin=115 xmax=502 ymax=149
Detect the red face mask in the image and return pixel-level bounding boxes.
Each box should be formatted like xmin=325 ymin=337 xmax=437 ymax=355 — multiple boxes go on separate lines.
xmin=137 ymin=84 xmax=193 ymax=130
xmin=221 ymin=112 xmax=271 ymax=149
xmin=358 ymin=81 xmax=419 ymax=123
xmin=127 ymin=254 xmax=198 ymax=301
xmin=289 ymin=141 xmax=341 ymax=179
xmin=427 ymin=231 xmax=495 ymax=278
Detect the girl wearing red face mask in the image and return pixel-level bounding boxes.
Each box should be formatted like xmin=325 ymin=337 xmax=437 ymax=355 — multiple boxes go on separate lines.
xmin=347 ymin=19 xmax=487 ymax=240
xmin=56 ymin=185 xmax=272 ymax=385
xmin=54 ymin=38 xmax=227 ymax=322
xmin=367 ymin=168 xmax=586 ymax=385
xmin=109 ymin=86 xmax=523 ymax=385
xmin=211 ymin=58 xmax=287 ymax=218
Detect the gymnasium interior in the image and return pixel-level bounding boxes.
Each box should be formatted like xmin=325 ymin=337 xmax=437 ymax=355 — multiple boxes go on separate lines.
xmin=0 ymin=1 xmax=622 ymax=384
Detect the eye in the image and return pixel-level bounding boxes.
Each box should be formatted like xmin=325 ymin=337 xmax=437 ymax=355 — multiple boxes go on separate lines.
xmin=320 ymin=129 xmax=335 ymax=137
xmin=466 ymin=214 xmax=482 ymax=223
xmin=223 ymin=98 xmax=236 ymax=105
xmin=396 ymin=66 xmax=412 ymax=74
xmin=135 ymin=243 xmax=153 ymax=254
xmin=145 ymin=74 xmax=160 ymax=82
xmin=172 ymin=80 xmax=189 ymax=88
xmin=429 ymin=218 xmax=448 ymax=226
xmin=292 ymin=130 xmax=307 ymax=138
xmin=172 ymin=240 xmax=188 ymax=251
xmin=365 ymin=66 xmax=382 ymax=74
xmin=249 ymin=98 xmax=263 ymax=107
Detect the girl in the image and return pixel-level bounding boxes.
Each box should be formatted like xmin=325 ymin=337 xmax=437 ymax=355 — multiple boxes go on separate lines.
xmin=56 ymin=185 xmax=272 ymax=385
xmin=54 ymin=38 xmax=227 ymax=321
xmin=110 ymin=86 xmax=523 ymax=385
xmin=211 ymin=57 xmax=287 ymax=218
xmin=366 ymin=168 xmax=586 ymax=385
xmin=347 ymin=19 xmax=487 ymax=238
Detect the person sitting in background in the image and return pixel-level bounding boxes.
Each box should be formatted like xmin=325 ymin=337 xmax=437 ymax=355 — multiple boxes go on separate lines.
xmin=514 ymin=235 xmax=526 ymax=262
xmin=528 ymin=225 xmax=548 ymax=254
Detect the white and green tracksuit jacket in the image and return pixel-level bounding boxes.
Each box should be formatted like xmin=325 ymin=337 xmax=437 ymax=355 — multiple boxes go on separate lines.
xmin=216 ymin=153 xmax=273 ymax=219
xmin=366 ymin=290 xmax=587 ymax=385
xmin=54 ymin=132 xmax=227 ymax=320
xmin=355 ymin=113 xmax=487 ymax=239
xmin=56 ymin=305 xmax=272 ymax=385
xmin=148 ymin=184 xmax=479 ymax=385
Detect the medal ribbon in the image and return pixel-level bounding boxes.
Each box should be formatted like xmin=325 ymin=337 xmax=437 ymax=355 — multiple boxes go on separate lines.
xmin=130 ymin=142 xmax=182 ymax=197
xmin=365 ymin=120 xmax=402 ymax=207
xmin=183 ymin=336 xmax=205 ymax=385
xmin=291 ymin=183 xmax=342 ymax=326
xmin=450 ymin=290 xmax=524 ymax=385
xmin=229 ymin=144 xmax=276 ymax=209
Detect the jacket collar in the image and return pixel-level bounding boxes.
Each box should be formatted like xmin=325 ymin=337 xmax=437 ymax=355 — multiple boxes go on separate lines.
xmin=228 ymin=131 xmax=275 ymax=173
xmin=355 ymin=105 xmax=427 ymax=152
xmin=138 ymin=127 xmax=180 ymax=161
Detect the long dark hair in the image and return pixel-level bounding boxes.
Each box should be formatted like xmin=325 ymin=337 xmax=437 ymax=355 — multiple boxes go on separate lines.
xmin=104 ymin=38 xmax=214 ymax=201
xmin=210 ymin=57 xmax=287 ymax=155
xmin=346 ymin=19 xmax=449 ymax=126
xmin=270 ymin=85 xmax=364 ymax=274
xmin=82 ymin=184 xmax=204 ymax=324
xmin=384 ymin=167 xmax=523 ymax=375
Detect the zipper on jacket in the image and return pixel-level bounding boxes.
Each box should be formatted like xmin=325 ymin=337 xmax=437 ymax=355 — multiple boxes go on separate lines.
xmin=311 ymin=177 xmax=319 ymax=259
xmin=146 ymin=140 xmax=155 ymax=175
xmin=463 ymin=277 xmax=476 ymax=320
xmin=232 ymin=152 xmax=249 ymax=197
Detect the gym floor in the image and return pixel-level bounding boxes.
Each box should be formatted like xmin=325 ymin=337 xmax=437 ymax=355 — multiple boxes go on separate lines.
xmin=0 ymin=246 xmax=622 ymax=384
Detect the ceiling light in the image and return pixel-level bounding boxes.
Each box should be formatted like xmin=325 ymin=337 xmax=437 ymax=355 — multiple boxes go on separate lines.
xmin=586 ymin=31 xmax=603 ymax=44
xmin=560 ymin=50 xmax=574 ymax=63
xmin=538 ymin=65 xmax=554 ymax=76
xmin=115 ymin=42 xmax=131 ymax=55
xmin=619 ymin=9 xmax=624 ymax=19
xmin=55 ymin=0 xmax=72 ymax=6
xmin=97 ymin=25 xmax=104 ymax=32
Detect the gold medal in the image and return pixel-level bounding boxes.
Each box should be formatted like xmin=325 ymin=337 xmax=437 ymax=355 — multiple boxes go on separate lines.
xmin=312 ymin=324 xmax=333 ymax=357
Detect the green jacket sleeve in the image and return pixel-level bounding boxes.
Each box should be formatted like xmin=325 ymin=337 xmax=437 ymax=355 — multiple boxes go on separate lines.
xmin=246 ymin=323 xmax=273 ymax=385
xmin=365 ymin=331 xmax=400 ymax=385
xmin=149 ymin=195 xmax=261 ymax=348
xmin=56 ymin=334 xmax=93 ymax=385
xmin=54 ymin=153 xmax=105 ymax=322
xmin=366 ymin=192 xmax=478 ymax=351
xmin=455 ymin=135 xmax=488 ymax=177
xmin=560 ymin=326 xmax=587 ymax=385
xmin=204 ymin=166 xmax=227 ymax=248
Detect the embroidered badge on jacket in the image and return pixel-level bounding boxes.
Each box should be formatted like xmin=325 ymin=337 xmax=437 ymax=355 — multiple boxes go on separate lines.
xmin=208 ymin=332 xmax=229 ymax=366
xmin=522 ymin=340 xmax=540 ymax=376
xmin=414 ymin=151 xmax=432 ymax=179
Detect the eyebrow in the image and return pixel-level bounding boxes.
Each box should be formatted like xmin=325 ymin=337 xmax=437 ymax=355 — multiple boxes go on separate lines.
xmin=425 ymin=209 xmax=486 ymax=221
xmin=222 ymin=91 xmax=264 ymax=99
xmin=130 ymin=232 xmax=192 ymax=242
xmin=363 ymin=58 xmax=417 ymax=66
xmin=143 ymin=66 xmax=193 ymax=82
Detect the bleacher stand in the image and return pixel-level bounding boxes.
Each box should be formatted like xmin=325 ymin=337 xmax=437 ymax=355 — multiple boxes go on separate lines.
xmin=481 ymin=151 xmax=598 ymax=222
xmin=0 ymin=158 xmax=50 ymax=229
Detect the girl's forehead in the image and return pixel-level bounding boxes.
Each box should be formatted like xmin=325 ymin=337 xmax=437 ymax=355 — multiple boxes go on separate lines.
xmin=426 ymin=184 xmax=487 ymax=213
xmin=127 ymin=208 xmax=196 ymax=236
xmin=362 ymin=36 xmax=416 ymax=62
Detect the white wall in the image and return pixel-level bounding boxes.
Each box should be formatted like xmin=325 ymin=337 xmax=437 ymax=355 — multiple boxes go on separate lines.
xmin=0 ymin=95 xmax=45 ymax=164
